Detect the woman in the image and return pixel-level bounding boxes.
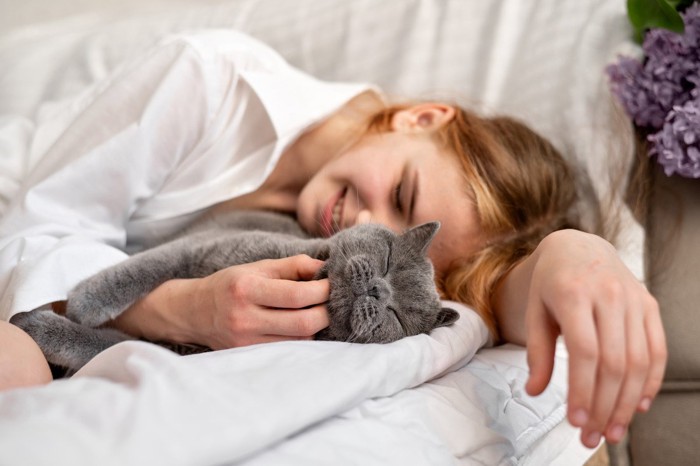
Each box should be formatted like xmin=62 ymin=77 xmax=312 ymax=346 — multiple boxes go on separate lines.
xmin=0 ymin=30 xmax=665 ymax=449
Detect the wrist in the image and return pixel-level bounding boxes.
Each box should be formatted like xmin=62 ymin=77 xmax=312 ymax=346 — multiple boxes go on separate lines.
xmin=493 ymin=229 xmax=611 ymax=345
xmin=492 ymin=244 xmax=540 ymax=346
xmin=112 ymin=278 xmax=203 ymax=344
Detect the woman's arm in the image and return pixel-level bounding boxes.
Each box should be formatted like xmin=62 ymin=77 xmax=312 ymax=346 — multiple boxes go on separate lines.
xmin=0 ymin=39 xmax=213 ymax=321
xmin=492 ymin=229 xmax=667 ymax=449
xmin=109 ymin=255 xmax=330 ymax=349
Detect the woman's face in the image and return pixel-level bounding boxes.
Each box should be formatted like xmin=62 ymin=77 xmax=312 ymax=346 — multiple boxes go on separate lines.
xmin=297 ymin=130 xmax=483 ymax=275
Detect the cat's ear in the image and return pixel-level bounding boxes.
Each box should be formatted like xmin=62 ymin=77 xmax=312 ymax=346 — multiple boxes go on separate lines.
xmin=401 ymin=221 xmax=440 ymax=255
xmin=434 ymin=307 xmax=460 ymax=328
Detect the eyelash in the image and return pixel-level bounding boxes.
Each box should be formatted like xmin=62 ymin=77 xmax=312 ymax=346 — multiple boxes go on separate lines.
xmin=393 ymin=182 xmax=403 ymax=213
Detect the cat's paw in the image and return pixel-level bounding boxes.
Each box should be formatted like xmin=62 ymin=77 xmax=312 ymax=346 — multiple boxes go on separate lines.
xmin=65 ymin=282 xmax=115 ymax=327
xmin=11 ymin=310 xmax=72 ymax=355
xmin=10 ymin=310 xmax=53 ymax=346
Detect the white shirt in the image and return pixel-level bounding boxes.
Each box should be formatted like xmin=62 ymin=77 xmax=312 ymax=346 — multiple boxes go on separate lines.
xmin=0 ymin=30 xmax=370 ymax=321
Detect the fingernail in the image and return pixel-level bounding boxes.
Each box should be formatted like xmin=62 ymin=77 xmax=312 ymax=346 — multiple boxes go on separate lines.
xmin=586 ymin=431 xmax=601 ymax=447
xmin=571 ymin=409 xmax=588 ymax=426
xmin=639 ymin=397 xmax=652 ymax=412
xmin=609 ymin=424 xmax=626 ymax=442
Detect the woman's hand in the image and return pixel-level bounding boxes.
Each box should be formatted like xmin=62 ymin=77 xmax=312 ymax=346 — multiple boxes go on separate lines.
xmin=112 ymin=255 xmax=330 ymax=349
xmin=522 ymin=230 xmax=667 ymax=449
xmin=195 ymin=255 xmax=330 ymax=349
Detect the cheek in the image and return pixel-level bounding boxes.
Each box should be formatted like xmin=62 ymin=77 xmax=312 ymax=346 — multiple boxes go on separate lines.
xmin=428 ymin=228 xmax=483 ymax=276
xmin=427 ymin=246 xmax=450 ymax=277
xmin=296 ymin=164 xmax=342 ymax=232
xmin=427 ymin=229 xmax=463 ymax=275
xmin=296 ymin=181 xmax=320 ymax=232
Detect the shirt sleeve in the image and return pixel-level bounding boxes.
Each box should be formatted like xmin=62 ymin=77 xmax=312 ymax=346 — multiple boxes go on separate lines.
xmin=0 ymin=38 xmax=216 ymax=320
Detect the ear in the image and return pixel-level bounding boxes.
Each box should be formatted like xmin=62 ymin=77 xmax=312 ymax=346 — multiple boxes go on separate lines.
xmin=434 ymin=307 xmax=460 ymax=328
xmin=401 ymin=221 xmax=440 ymax=255
xmin=390 ymin=103 xmax=456 ymax=134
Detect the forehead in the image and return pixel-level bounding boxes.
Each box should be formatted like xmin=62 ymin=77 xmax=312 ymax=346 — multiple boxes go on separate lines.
xmin=411 ymin=147 xmax=483 ymax=275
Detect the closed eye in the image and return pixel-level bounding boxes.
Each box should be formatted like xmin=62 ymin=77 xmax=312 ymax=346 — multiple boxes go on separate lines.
xmin=389 ymin=307 xmax=408 ymax=335
xmin=393 ymin=182 xmax=403 ymax=213
xmin=393 ymin=168 xmax=417 ymax=224
xmin=383 ymin=244 xmax=392 ymax=276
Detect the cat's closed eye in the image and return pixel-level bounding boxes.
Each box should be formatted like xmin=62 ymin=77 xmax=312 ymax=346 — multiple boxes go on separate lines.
xmin=383 ymin=244 xmax=392 ymax=276
xmin=389 ymin=307 xmax=407 ymax=334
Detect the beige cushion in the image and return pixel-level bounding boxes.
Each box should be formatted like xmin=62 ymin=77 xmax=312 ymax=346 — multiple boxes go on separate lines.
xmin=647 ymin=165 xmax=700 ymax=381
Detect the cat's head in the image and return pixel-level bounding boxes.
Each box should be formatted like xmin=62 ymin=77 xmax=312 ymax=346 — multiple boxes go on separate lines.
xmin=315 ymin=222 xmax=459 ymax=343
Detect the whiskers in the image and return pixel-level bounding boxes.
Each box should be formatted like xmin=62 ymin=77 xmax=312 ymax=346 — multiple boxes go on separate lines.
xmin=315 ymin=187 xmax=377 ymax=238
xmin=345 ymin=328 xmax=363 ymax=343
xmin=345 ymin=323 xmax=375 ymax=344
xmin=345 ymin=322 xmax=381 ymax=344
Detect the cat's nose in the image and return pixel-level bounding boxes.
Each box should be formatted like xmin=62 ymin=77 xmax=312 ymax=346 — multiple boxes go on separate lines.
xmin=367 ymin=278 xmax=390 ymax=303
xmin=347 ymin=256 xmax=390 ymax=302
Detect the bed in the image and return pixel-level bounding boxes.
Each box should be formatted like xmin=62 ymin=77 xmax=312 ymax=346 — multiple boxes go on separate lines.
xmin=0 ymin=0 xmax=642 ymax=464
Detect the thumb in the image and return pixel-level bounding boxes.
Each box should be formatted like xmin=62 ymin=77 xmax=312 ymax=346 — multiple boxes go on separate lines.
xmin=525 ymin=299 xmax=559 ymax=396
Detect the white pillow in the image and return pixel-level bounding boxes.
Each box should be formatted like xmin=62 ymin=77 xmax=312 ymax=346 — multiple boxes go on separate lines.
xmin=0 ymin=0 xmax=644 ymax=277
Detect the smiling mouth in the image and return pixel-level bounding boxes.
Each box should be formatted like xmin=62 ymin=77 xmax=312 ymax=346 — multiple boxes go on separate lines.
xmin=322 ymin=187 xmax=347 ymax=236
xmin=331 ymin=188 xmax=347 ymax=230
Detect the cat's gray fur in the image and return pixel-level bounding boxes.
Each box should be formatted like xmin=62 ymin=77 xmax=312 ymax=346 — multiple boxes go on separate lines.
xmin=12 ymin=211 xmax=459 ymax=372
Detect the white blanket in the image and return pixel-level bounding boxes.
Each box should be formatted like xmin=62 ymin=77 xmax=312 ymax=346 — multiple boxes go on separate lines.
xmin=0 ymin=303 xmax=575 ymax=465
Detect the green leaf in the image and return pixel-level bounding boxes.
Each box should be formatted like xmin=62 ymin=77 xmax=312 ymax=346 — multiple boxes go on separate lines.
xmin=627 ymin=0 xmax=685 ymax=38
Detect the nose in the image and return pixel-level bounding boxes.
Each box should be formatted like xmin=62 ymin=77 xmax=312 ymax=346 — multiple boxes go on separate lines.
xmin=367 ymin=278 xmax=391 ymax=303
xmin=347 ymin=256 xmax=392 ymax=303
xmin=347 ymin=170 xmax=398 ymax=229
xmin=354 ymin=210 xmax=372 ymax=225
xmin=352 ymin=208 xmax=398 ymax=231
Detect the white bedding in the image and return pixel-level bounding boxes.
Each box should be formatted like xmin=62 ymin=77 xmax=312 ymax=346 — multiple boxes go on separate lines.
xmin=0 ymin=303 xmax=575 ymax=465
xmin=0 ymin=0 xmax=641 ymax=464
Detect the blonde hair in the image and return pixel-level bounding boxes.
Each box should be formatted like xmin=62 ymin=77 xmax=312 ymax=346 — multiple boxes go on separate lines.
xmin=366 ymin=105 xmax=588 ymax=340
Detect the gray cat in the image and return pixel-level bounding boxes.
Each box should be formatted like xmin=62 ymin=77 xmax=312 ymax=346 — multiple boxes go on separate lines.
xmin=12 ymin=210 xmax=459 ymax=372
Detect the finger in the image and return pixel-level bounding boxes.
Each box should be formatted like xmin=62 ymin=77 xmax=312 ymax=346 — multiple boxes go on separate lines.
xmin=639 ymin=295 xmax=667 ymax=412
xmin=263 ymin=255 xmax=326 ymax=281
xmin=525 ymin=299 xmax=558 ymax=397
xmin=604 ymin=299 xmax=649 ymax=443
xmin=559 ymin=303 xmax=599 ymax=430
xmin=583 ymin=300 xmax=626 ymax=449
xmin=254 ymin=304 xmax=330 ymax=337
xmin=249 ymin=277 xmax=330 ymax=309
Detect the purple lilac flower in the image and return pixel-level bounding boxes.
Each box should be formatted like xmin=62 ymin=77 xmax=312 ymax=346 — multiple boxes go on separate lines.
xmin=648 ymin=89 xmax=700 ymax=178
xmin=607 ymin=4 xmax=700 ymax=130
xmin=607 ymin=57 xmax=671 ymax=128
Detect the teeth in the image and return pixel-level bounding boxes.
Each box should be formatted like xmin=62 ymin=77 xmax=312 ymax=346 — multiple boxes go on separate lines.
xmin=332 ymin=191 xmax=345 ymax=227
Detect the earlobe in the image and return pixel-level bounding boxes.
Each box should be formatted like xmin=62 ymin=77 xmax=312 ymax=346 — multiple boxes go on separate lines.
xmin=391 ymin=103 xmax=456 ymax=133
